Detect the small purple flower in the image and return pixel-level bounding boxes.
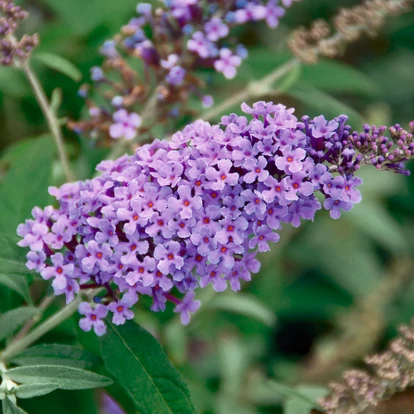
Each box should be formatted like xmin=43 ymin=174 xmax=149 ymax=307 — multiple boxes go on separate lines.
xmin=55 ymin=278 xmax=79 ymax=304
xmin=200 ymin=265 xmax=227 ymax=292
xmin=154 ymin=241 xmax=184 ymax=275
xmin=285 ymin=172 xmax=314 ymax=201
xmin=214 ymin=48 xmax=242 ymax=79
xmin=202 ymin=95 xmax=214 ymax=108
xmin=125 ymin=256 xmax=156 ymax=287
xmin=168 ymin=185 xmax=202 ymax=219
xmin=41 ymin=253 xmax=73 ymax=290
xmin=117 ymin=199 xmax=148 ymax=234
xmin=249 ymin=225 xmax=280 ymax=252
xmin=243 ymin=155 xmax=269 ymax=183
xmin=265 ymin=0 xmax=285 ymax=28
xmin=206 ymin=159 xmax=239 ymax=190
xmin=109 ymin=109 xmax=142 ymax=140
xmin=312 ymin=115 xmax=339 ymax=138
xmin=275 ymin=146 xmax=306 ymax=174
xmin=204 ymin=18 xmax=229 ymax=41
xmin=324 ymin=197 xmax=353 ymax=219
xmin=187 ymin=32 xmax=213 ymax=59
xmin=174 ymin=291 xmax=201 ymax=325
xmin=82 ymin=241 xmax=113 ymax=272
xmin=108 ymin=301 xmax=134 ymax=325
xmin=166 ymin=66 xmax=186 ymax=86
xmin=78 ymin=302 xmax=108 ymax=336
xmin=26 ymin=250 xmax=46 ymax=272
xmin=215 ymin=216 xmax=248 ymax=245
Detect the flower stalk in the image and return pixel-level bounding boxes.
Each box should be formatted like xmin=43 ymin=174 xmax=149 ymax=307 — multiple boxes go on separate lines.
xmin=23 ymin=62 xmax=74 ymax=182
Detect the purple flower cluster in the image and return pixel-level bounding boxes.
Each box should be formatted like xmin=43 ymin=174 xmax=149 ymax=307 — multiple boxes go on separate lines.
xmin=19 ymin=101 xmax=411 ymax=336
xmin=71 ymin=1 xmax=300 ymax=142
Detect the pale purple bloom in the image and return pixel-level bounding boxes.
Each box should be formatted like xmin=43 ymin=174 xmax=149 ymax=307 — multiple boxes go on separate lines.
xmin=214 ymin=48 xmax=242 ymax=79
xmin=108 ymin=301 xmax=134 ymax=325
xmin=243 ymin=156 xmax=269 ymax=183
xmin=266 ymin=0 xmax=285 ymax=28
xmin=187 ymin=32 xmax=213 ymax=59
xmin=26 ymin=250 xmax=46 ymax=272
xmin=168 ymin=185 xmax=202 ymax=219
xmin=78 ymin=302 xmax=108 ymax=336
xmin=166 ymin=66 xmax=186 ymax=86
xmin=204 ymin=18 xmax=229 ymax=41
xmin=249 ymin=225 xmax=280 ymax=252
xmin=41 ymin=253 xmax=73 ymax=291
xmin=312 ymin=115 xmax=339 ymax=138
xmin=324 ymin=197 xmax=353 ymax=219
xmin=275 ymin=146 xmax=306 ymax=174
xmin=206 ymin=159 xmax=239 ymax=190
xmin=82 ymin=241 xmax=112 ymax=272
xmin=174 ymin=291 xmax=201 ymax=325
xmin=154 ymin=241 xmax=184 ymax=275
xmin=109 ymin=109 xmax=142 ymax=140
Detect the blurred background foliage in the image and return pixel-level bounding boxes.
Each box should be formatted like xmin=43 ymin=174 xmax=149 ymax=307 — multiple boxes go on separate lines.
xmin=0 ymin=0 xmax=414 ymax=413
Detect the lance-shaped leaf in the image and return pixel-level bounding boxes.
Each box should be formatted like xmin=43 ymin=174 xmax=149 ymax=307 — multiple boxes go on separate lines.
xmin=6 ymin=365 xmax=112 ymax=390
xmin=2 ymin=398 xmax=28 ymax=414
xmin=0 ymin=274 xmax=31 ymax=304
xmin=15 ymin=383 xmax=61 ymax=399
xmin=100 ymin=319 xmax=197 ymax=414
xmin=0 ymin=307 xmax=39 ymax=342
xmin=11 ymin=344 xmax=101 ymax=369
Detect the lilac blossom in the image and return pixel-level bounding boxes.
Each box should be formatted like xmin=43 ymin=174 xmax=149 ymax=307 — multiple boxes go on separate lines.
xmin=78 ymin=302 xmax=108 ymax=336
xmin=214 ymin=48 xmax=242 ymax=79
xmin=19 ymin=101 xmax=409 ymax=335
xmin=173 ymin=292 xmax=201 ymax=325
xmin=109 ymin=109 xmax=142 ymax=140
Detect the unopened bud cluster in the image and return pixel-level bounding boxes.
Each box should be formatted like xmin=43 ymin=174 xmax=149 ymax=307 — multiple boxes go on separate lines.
xmin=0 ymin=0 xmax=38 ymax=66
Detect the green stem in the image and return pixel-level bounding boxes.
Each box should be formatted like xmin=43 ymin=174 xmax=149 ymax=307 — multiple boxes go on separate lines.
xmin=0 ymin=296 xmax=81 ymax=362
xmin=202 ymin=58 xmax=300 ymax=122
xmin=22 ymin=62 xmax=74 ymax=182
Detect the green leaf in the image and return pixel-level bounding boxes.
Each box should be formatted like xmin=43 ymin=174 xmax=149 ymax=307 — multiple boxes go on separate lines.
xmin=0 ymin=307 xmax=39 ymax=341
xmin=100 ymin=319 xmax=197 ymax=414
xmin=0 ymin=234 xmax=29 ymax=275
xmin=2 ymin=398 xmax=29 ymax=414
xmin=35 ymin=53 xmax=82 ymax=82
xmin=206 ymin=293 xmax=276 ymax=327
xmin=6 ymin=365 xmax=112 ymax=390
xmin=15 ymin=383 xmax=61 ymax=399
xmin=269 ymin=382 xmax=321 ymax=408
xmin=0 ymin=136 xmax=55 ymax=236
xmin=284 ymin=386 xmax=328 ymax=414
xmin=11 ymin=344 xmax=101 ymax=370
xmin=288 ymin=83 xmax=365 ymax=129
xmin=346 ymin=201 xmax=408 ymax=253
xmin=301 ymin=60 xmax=380 ymax=96
xmin=0 ymin=273 xmax=31 ymax=304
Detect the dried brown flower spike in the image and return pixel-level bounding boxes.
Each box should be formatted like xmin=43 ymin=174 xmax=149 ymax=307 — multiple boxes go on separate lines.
xmin=320 ymin=319 xmax=414 ymax=414
xmin=289 ymin=0 xmax=414 ymax=63
xmin=0 ymin=0 xmax=38 ymax=66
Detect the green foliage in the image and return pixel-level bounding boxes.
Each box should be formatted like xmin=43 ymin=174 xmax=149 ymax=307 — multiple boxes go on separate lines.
xmin=0 ymin=307 xmax=39 ymax=342
xmin=35 ymin=53 xmax=82 ymax=82
xmin=100 ymin=320 xmax=197 ymax=414
xmin=11 ymin=344 xmax=101 ymax=369
xmin=6 ymin=365 xmax=112 ymax=390
xmin=15 ymin=384 xmax=61 ymax=399
xmin=2 ymin=398 xmax=28 ymax=414
xmin=0 ymin=136 xmax=55 ymax=236
xmin=206 ymin=293 xmax=276 ymax=327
